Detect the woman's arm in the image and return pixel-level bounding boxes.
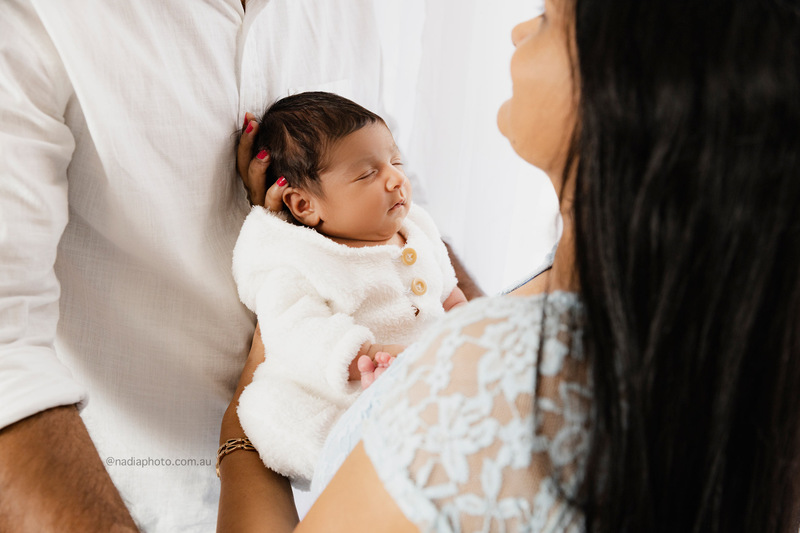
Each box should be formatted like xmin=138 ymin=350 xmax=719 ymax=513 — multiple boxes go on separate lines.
xmin=217 ymin=325 xmax=298 ymax=533
xmin=296 ymin=443 xmax=416 ymax=533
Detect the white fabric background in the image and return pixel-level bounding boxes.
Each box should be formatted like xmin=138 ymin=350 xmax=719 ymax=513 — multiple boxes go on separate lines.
xmin=375 ymin=0 xmax=559 ymax=295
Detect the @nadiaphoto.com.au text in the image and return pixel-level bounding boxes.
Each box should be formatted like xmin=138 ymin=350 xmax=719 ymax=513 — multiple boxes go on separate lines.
xmin=106 ymin=456 xmax=214 ymax=468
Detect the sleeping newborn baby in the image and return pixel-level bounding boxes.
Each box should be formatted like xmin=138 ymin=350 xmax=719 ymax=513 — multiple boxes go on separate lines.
xmin=233 ymin=91 xmax=466 ymax=488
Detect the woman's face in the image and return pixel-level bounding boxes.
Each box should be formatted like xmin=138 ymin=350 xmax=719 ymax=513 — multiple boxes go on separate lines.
xmin=497 ymin=0 xmax=576 ymax=181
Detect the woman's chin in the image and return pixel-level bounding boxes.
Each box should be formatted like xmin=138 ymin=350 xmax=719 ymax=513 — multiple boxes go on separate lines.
xmin=497 ymin=101 xmax=531 ymax=164
xmin=496 ymin=100 xmax=511 ymax=139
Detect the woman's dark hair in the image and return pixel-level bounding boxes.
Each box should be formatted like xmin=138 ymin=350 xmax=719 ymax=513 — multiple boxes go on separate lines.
xmin=569 ymin=0 xmax=800 ymax=531
xmin=249 ymin=91 xmax=384 ymax=195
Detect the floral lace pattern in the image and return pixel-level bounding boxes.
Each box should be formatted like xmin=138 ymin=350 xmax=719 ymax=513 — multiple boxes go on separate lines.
xmin=311 ymin=292 xmax=590 ymax=531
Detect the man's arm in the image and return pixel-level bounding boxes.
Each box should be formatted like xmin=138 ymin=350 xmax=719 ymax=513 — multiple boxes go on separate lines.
xmin=0 ymin=406 xmax=137 ymax=532
xmin=444 ymin=242 xmax=485 ymax=300
xmin=0 ymin=4 xmax=136 ymax=530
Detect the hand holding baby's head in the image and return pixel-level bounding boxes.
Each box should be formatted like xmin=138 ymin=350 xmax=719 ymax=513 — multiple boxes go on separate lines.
xmin=252 ymin=92 xmax=412 ymax=248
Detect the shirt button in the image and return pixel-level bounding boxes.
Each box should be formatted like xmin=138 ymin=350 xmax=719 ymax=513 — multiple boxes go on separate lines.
xmin=401 ymin=247 xmax=417 ymax=266
xmin=411 ymin=278 xmax=427 ymax=296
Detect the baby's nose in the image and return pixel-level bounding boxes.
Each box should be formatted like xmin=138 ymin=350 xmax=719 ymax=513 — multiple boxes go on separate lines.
xmin=386 ymin=169 xmax=405 ymax=190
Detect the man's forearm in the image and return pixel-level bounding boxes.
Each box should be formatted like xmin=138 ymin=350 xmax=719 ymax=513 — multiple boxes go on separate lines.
xmin=0 ymin=406 xmax=138 ymax=532
xmin=444 ymin=242 xmax=485 ymax=300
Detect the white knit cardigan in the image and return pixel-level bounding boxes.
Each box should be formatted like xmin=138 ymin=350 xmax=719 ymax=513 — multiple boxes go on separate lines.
xmin=232 ymin=204 xmax=457 ymax=488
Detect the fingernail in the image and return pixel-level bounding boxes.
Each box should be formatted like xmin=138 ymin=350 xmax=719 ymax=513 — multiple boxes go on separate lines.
xmin=276 ymin=176 xmax=287 ymax=187
xmin=256 ymin=150 xmax=268 ymax=160
xmin=243 ymin=116 xmax=249 ymax=129
xmin=245 ymin=122 xmax=254 ymax=134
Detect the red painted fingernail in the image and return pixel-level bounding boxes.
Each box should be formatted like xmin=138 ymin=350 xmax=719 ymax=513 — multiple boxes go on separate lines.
xmin=256 ymin=150 xmax=268 ymax=160
xmin=245 ymin=122 xmax=254 ymax=134
xmin=243 ymin=115 xmax=248 ymax=129
xmin=276 ymin=176 xmax=287 ymax=187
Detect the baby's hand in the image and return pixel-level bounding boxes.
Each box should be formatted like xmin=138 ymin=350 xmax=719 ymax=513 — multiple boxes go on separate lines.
xmin=348 ymin=343 xmax=406 ymax=386
xmin=358 ymin=352 xmax=395 ymax=390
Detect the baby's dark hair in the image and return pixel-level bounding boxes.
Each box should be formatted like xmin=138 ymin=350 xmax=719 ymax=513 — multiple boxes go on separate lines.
xmin=251 ymin=91 xmax=385 ymax=195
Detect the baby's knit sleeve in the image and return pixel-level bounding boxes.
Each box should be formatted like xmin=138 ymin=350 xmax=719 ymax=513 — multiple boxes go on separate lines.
xmin=237 ymin=267 xmax=375 ymax=487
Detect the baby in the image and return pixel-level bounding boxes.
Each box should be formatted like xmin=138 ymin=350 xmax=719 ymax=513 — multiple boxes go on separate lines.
xmin=232 ymin=91 xmax=466 ymax=488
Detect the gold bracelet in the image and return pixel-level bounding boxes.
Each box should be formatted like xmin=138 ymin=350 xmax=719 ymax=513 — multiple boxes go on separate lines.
xmin=216 ymin=437 xmax=257 ymax=477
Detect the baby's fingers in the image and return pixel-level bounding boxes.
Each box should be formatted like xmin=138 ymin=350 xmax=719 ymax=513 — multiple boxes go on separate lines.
xmin=374 ymin=352 xmax=394 ymax=366
xmin=357 ymin=355 xmax=376 ymax=373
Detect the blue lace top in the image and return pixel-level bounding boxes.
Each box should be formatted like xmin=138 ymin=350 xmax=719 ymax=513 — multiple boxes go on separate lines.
xmin=310 ymin=292 xmax=590 ymax=532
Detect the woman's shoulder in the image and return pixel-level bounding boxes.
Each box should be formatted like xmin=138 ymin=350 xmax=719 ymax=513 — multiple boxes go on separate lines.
xmin=359 ymin=291 xmax=589 ymax=531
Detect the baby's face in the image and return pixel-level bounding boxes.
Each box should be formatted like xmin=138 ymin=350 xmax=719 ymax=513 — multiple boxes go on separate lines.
xmin=311 ymin=123 xmax=412 ymax=245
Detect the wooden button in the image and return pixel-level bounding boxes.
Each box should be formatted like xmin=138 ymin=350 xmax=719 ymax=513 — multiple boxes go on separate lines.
xmin=401 ymin=247 xmax=417 ymax=266
xmin=411 ymin=278 xmax=427 ymax=296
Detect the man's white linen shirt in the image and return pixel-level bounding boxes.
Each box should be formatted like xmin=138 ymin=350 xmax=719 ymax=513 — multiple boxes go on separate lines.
xmin=0 ymin=0 xmax=396 ymax=530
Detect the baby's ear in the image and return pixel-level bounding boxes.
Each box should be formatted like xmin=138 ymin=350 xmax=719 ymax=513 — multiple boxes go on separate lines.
xmin=282 ymin=187 xmax=321 ymax=227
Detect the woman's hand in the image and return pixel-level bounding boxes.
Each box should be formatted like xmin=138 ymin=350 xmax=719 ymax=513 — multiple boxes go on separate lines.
xmin=237 ymin=113 xmax=286 ymax=212
xmin=237 ymin=113 xmax=268 ymax=207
